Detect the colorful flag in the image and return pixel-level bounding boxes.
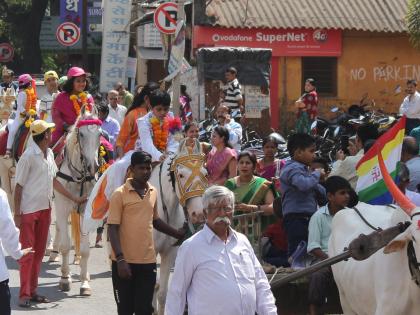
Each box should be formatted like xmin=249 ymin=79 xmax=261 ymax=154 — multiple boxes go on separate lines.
xmin=355 ymin=116 xmax=406 ymax=205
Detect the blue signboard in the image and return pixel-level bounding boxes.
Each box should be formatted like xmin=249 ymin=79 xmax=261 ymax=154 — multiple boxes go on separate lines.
xmin=60 ymin=0 xmax=83 ymax=26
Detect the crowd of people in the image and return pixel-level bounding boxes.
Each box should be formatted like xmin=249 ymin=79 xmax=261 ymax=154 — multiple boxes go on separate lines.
xmin=1 ymin=61 xmax=420 ymax=315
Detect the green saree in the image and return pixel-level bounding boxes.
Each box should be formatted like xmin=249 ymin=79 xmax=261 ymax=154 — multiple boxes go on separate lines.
xmin=225 ymin=176 xmax=276 ymax=238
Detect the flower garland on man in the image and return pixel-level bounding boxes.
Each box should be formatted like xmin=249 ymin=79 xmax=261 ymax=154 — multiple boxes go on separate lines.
xmin=5 ymin=74 xmax=37 ymax=158
xmin=136 ymin=89 xmax=181 ymax=162
xmin=51 ymin=67 xmax=94 ymax=146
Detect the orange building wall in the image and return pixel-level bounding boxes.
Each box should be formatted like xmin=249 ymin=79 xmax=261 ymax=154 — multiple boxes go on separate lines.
xmin=278 ymin=31 xmax=420 ymax=132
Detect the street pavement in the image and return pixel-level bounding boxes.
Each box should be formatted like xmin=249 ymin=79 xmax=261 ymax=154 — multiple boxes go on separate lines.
xmin=7 ymin=221 xmax=117 ymax=314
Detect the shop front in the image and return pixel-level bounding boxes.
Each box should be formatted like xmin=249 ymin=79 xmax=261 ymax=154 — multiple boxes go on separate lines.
xmin=193 ymin=26 xmax=342 ymax=129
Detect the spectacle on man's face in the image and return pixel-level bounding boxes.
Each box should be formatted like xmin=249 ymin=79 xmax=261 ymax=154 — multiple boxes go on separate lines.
xmin=205 ymin=199 xmax=234 ymax=228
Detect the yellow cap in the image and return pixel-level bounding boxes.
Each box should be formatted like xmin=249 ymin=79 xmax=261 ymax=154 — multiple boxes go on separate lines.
xmin=44 ymin=70 xmax=59 ymax=82
xmin=30 ymin=120 xmax=55 ymax=136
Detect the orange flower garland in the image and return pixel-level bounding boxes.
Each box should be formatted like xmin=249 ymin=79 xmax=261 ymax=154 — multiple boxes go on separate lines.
xmin=70 ymin=92 xmax=91 ymax=116
xmin=24 ymin=87 xmax=37 ymax=112
xmin=150 ymin=116 xmax=169 ymax=152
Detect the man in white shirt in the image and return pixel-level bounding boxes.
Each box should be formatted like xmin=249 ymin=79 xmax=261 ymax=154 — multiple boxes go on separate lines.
xmin=0 ymin=188 xmax=33 ymax=315
xmin=401 ymin=136 xmax=420 ymax=192
xmin=107 ymin=89 xmax=127 ymax=126
xmin=39 ymin=70 xmax=58 ymax=123
xmin=165 ymin=185 xmax=277 ymax=315
xmin=330 ymin=124 xmax=378 ymax=189
xmin=398 ymin=162 xmax=420 ymax=206
xmin=400 ymin=79 xmax=420 ymax=134
xmin=216 ymin=105 xmax=242 ymax=153
xmin=14 ymin=120 xmax=86 ymax=307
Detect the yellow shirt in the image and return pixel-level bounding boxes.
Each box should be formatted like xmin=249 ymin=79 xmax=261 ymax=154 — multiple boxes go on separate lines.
xmin=107 ymin=179 xmax=159 ymax=264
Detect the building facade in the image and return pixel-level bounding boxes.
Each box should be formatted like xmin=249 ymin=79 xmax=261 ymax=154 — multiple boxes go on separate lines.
xmin=194 ymin=0 xmax=420 ymax=131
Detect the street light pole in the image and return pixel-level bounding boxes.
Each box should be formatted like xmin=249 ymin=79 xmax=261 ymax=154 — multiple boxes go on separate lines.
xmin=171 ymin=0 xmax=185 ymax=117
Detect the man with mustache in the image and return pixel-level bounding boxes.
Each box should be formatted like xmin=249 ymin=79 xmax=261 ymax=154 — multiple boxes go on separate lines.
xmin=165 ymin=185 xmax=277 ymax=315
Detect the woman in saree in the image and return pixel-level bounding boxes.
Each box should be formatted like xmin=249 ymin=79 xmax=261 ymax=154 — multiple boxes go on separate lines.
xmin=206 ymin=126 xmax=237 ymax=185
xmin=225 ymin=151 xmax=276 ymax=238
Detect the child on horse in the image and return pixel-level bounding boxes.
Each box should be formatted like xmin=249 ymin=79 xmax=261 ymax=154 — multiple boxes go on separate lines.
xmin=5 ymin=74 xmax=37 ymax=159
xmin=135 ymin=89 xmax=181 ymax=162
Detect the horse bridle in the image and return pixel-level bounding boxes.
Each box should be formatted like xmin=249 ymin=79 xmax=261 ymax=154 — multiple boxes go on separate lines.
xmin=56 ymin=126 xmax=97 ymax=212
xmin=158 ymin=153 xmax=207 ymax=234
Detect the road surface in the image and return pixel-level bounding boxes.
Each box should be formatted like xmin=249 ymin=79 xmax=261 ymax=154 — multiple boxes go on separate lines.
xmin=7 ymin=221 xmax=117 ymax=314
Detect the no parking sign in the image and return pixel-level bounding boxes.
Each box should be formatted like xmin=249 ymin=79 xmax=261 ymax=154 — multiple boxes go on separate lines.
xmin=56 ymin=22 xmax=80 ymax=47
xmin=154 ymin=2 xmax=178 ymax=34
xmin=0 ymin=43 xmax=14 ymax=62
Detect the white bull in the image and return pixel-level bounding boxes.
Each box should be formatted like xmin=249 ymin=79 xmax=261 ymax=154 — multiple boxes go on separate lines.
xmin=329 ymin=201 xmax=420 ymax=315
xmin=329 ymin=149 xmax=420 ymax=315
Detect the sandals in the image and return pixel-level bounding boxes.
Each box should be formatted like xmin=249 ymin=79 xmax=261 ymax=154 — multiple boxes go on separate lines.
xmin=19 ymin=299 xmax=31 ymax=308
xmin=30 ymin=294 xmax=50 ymax=303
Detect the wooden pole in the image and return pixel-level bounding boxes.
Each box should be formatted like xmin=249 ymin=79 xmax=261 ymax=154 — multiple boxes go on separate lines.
xmin=171 ymin=0 xmax=185 ymax=116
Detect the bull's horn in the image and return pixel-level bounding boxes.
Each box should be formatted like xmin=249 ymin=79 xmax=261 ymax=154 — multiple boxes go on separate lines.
xmin=378 ymin=152 xmax=415 ymax=214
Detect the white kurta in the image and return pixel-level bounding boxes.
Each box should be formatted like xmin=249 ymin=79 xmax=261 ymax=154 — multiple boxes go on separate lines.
xmin=135 ymin=111 xmax=179 ymax=162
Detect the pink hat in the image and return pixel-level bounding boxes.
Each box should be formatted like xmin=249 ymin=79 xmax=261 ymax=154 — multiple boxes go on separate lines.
xmin=18 ymin=74 xmax=32 ymax=86
xmin=67 ymin=67 xmax=86 ymax=79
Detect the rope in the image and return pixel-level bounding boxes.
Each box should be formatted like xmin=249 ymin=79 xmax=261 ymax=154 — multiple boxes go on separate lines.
xmin=269 ymin=268 xmax=280 ymax=284
xmin=352 ymin=207 xmax=382 ymax=231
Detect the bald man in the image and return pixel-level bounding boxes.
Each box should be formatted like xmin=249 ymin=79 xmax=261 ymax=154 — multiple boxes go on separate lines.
xmin=215 ymin=105 xmax=242 ymax=153
xmin=402 ymin=136 xmax=420 ymax=191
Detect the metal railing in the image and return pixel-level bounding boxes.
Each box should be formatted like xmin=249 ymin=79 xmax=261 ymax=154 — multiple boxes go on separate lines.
xmin=233 ymin=210 xmax=265 ymax=259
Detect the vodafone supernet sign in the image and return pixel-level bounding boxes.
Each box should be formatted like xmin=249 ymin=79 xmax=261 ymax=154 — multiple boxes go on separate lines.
xmin=212 ymin=32 xmax=307 ymax=44
xmin=194 ymin=26 xmax=342 ymax=57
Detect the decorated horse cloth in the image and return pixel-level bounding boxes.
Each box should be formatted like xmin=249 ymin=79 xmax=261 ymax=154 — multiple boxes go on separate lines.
xmin=83 ymin=139 xmax=207 ymax=233
xmin=0 ymin=122 xmax=31 ymax=160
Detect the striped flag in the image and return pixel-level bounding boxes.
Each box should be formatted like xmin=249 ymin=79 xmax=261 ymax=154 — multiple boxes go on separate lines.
xmin=355 ymin=116 xmax=406 ymax=205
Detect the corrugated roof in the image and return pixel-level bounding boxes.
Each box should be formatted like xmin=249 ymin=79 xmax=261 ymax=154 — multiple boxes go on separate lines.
xmin=204 ymin=0 xmax=408 ymax=33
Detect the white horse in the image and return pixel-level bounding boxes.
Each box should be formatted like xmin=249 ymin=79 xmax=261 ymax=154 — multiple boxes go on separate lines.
xmin=55 ymin=106 xmax=101 ymax=296
xmin=83 ymin=139 xmax=207 ymax=314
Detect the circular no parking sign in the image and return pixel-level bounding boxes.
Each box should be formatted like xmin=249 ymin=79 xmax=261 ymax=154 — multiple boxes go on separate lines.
xmin=154 ymin=2 xmax=178 ymax=34
xmin=0 ymin=43 xmax=14 ymax=62
xmin=56 ymin=22 xmax=80 ymax=47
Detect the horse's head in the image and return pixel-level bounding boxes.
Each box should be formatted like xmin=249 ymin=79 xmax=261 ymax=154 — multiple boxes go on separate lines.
xmin=170 ymin=139 xmax=208 ymax=224
xmin=70 ymin=105 xmax=102 ymax=177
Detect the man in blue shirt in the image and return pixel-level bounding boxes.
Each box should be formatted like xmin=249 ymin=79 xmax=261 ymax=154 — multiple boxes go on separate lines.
xmin=307 ymin=176 xmax=352 ymax=315
xmin=98 ymin=103 xmax=120 ymax=148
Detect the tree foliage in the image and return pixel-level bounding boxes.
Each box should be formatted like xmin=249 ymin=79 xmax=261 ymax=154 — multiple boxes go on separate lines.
xmin=0 ymin=0 xmax=49 ymax=72
xmin=407 ymin=0 xmax=420 ymax=49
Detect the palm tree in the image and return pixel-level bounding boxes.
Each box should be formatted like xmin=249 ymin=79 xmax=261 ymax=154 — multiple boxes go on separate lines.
xmin=407 ymin=0 xmax=420 ymax=48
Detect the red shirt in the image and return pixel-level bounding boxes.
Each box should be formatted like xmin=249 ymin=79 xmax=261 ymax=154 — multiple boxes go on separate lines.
xmin=263 ymin=219 xmax=288 ymax=251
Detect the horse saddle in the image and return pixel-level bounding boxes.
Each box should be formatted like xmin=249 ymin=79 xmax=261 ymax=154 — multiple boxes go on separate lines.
xmin=0 ymin=123 xmax=30 ymax=160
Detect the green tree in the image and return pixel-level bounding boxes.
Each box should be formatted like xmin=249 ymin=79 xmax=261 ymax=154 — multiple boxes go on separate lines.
xmin=407 ymin=0 xmax=420 ymax=48
xmin=0 ymin=0 xmax=49 ymax=72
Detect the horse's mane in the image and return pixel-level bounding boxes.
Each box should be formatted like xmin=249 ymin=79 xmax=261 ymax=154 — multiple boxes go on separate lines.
xmin=66 ymin=112 xmax=98 ymax=151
